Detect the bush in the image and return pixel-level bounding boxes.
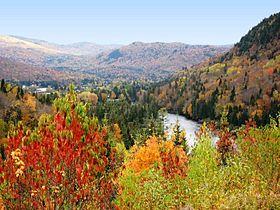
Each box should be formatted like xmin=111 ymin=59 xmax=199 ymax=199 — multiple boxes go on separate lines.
xmin=187 ymin=120 xmax=280 ymax=209
xmin=117 ymin=136 xmax=189 ymax=209
xmin=0 ymin=88 xmax=122 ymax=209
xmin=117 ymin=169 xmax=189 ymax=210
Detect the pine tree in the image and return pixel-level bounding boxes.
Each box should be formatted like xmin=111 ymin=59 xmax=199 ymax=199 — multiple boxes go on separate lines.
xmin=230 ymin=86 xmax=236 ymax=102
xmin=1 ymin=79 xmax=5 ymax=92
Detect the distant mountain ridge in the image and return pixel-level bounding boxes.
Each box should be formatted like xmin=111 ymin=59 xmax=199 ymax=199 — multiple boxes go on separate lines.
xmin=9 ymin=35 xmax=121 ymax=56
xmin=0 ymin=35 xmax=230 ymax=82
xmin=96 ymin=42 xmax=230 ymax=72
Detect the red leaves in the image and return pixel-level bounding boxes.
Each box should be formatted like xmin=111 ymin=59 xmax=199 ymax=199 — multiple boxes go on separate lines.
xmin=1 ymin=109 xmax=120 ymax=209
xmin=216 ymin=128 xmax=236 ymax=165
xmin=243 ymin=119 xmax=257 ymax=144
xmin=160 ymin=143 xmax=188 ymax=179
xmin=266 ymin=67 xmax=274 ymax=76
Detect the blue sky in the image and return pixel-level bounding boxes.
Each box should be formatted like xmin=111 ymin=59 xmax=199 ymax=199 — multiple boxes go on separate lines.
xmin=0 ymin=0 xmax=279 ymax=45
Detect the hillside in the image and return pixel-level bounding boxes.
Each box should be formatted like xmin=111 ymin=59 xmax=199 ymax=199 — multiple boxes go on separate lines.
xmin=153 ymin=12 xmax=280 ymax=125
xmin=95 ymin=42 xmax=230 ymax=73
xmin=0 ymin=56 xmax=96 ymax=83
xmin=0 ymin=56 xmax=61 ymax=81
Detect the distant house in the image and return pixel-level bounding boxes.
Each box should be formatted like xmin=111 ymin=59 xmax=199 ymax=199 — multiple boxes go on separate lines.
xmin=35 ymin=88 xmax=48 ymax=93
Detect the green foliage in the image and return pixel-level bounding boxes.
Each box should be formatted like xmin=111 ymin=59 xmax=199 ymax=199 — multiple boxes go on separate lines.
xmin=230 ymin=86 xmax=236 ymax=102
xmin=187 ymin=129 xmax=279 ymax=209
xmin=237 ymin=116 xmax=280 ymax=191
xmin=0 ymin=79 xmax=5 ymax=92
xmin=116 ymin=169 xmax=189 ymax=210
xmin=5 ymin=84 xmax=11 ymax=92
xmin=235 ymin=12 xmax=280 ymax=55
xmin=0 ymin=119 xmax=8 ymax=138
xmin=188 ymin=135 xmax=218 ymax=182
xmin=191 ymin=88 xmax=218 ymax=120
xmin=92 ymin=99 xmax=161 ymax=149
xmin=118 ymin=120 xmax=280 ymax=210
xmin=275 ymin=55 xmax=280 ymax=63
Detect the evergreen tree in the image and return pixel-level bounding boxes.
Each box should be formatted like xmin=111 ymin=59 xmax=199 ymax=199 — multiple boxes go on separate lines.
xmin=1 ymin=79 xmax=5 ymax=92
xmin=230 ymin=86 xmax=236 ymax=102
xmin=173 ymin=119 xmax=182 ymax=146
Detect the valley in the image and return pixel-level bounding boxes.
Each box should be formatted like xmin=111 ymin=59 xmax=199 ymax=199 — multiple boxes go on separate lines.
xmin=0 ymin=35 xmax=230 ymax=83
xmin=0 ymin=7 xmax=279 ymax=210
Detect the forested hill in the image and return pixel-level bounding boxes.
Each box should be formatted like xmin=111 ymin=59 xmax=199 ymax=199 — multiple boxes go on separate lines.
xmin=223 ymin=12 xmax=280 ymax=60
xmin=153 ymin=12 xmax=280 ymax=126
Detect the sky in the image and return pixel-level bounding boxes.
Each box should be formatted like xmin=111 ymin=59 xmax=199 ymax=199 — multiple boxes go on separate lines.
xmin=0 ymin=0 xmax=279 ymax=45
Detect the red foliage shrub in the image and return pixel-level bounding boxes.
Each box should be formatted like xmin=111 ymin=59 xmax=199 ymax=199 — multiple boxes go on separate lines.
xmin=216 ymin=128 xmax=236 ymax=165
xmin=160 ymin=141 xmax=188 ymax=179
xmin=0 ymin=110 xmax=120 ymax=209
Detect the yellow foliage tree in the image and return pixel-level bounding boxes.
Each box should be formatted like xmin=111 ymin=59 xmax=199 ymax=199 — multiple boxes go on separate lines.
xmin=187 ymin=103 xmax=192 ymax=117
xmin=23 ymin=94 xmax=36 ymax=112
xmin=113 ymin=123 xmax=122 ymax=143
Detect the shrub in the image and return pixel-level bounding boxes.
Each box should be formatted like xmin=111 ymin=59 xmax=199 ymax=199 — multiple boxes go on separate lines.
xmin=187 ymin=119 xmax=280 ymax=209
xmin=117 ymin=169 xmax=189 ymax=210
xmin=237 ymin=117 xmax=280 ymax=194
xmin=0 ymin=87 xmax=122 ymax=209
xmin=117 ymin=136 xmax=189 ymax=209
xmin=126 ymin=136 xmax=188 ymax=178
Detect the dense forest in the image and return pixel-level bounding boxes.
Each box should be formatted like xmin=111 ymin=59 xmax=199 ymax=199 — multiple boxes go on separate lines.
xmin=0 ymin=84 xmax=279 ymax=209
xmin=0 ymin=12 xmax=280 ymax=209
xmin=153 ymin=13 xmax=280 ymax=127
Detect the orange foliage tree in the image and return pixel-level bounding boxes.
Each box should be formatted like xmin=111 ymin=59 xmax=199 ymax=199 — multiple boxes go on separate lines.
xmin=126 ymin=136 xmax=188 ymax=178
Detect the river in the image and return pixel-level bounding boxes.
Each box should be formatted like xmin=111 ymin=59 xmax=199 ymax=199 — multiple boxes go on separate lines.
xmin=164 ymin=113 xmax=201 ymax=148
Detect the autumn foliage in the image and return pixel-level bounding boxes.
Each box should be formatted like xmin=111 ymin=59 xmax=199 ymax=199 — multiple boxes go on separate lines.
xmin=126 ymin=136 xmax=188 ymax=178
xmin=0 ymin=88 xmax=121 ymax=209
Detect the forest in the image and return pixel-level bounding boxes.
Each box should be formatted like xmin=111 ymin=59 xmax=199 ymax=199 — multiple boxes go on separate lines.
xmin=152 ymin=13 xmax=280 ymax=127
xmin=0 ymin=82 xmax=279 ymax=209
xmin=0 ymin=11 xmax=280 ymax=210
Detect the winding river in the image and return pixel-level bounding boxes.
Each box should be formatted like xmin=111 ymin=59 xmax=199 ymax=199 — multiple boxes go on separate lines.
xmin=164 ymin=113 xmax=201 ymax=148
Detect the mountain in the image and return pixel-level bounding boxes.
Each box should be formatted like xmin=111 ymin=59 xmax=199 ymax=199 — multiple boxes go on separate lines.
xmin=57 ymin=42 xmax=122 ymax=56
xmin=9 ymin=35 xmax=121 ymax=56
xmin=153 ymin=12 xmax=280 ymax=125
xmin=0 ymin=35 xmax=230 ymax=82
xmin=0 ymin=35 xmax=119 ymax=72
xmin=95 ymin=42 xmax=230 ymax=73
